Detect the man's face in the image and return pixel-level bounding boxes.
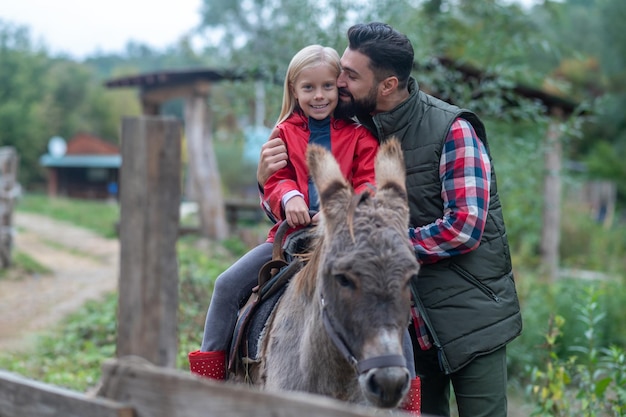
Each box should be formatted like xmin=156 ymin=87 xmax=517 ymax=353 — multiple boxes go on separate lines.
xmin=336 ymin=47 xmax=379 ymax=120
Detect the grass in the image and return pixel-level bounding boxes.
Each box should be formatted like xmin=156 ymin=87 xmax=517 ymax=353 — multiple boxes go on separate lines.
xmin=0 ymin=250 xmax=51 ymax=280
xmin=16 ymin=192 xmax=120 ymax=238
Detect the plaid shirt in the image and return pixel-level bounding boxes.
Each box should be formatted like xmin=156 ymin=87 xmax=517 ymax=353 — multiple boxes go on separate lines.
xmin=409 ymin=118 xmax=491 ymax=264
xmin=409 ymin=118 xmax=491 ymax=349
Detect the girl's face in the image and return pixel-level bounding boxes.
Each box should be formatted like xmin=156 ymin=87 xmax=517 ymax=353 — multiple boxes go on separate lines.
xmin=292 ymin=64 xmax=338 ymax=120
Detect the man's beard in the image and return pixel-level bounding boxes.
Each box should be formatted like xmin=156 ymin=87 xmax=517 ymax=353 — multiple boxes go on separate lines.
xmin=335 ymin=87 xmax=377 ymax=121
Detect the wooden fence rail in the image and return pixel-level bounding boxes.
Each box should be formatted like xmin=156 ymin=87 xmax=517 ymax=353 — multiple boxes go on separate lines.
xmin=0 ymin=357 xmax=405 ymax=417
xmin=0 ymin=368 xmax=132 ymax=417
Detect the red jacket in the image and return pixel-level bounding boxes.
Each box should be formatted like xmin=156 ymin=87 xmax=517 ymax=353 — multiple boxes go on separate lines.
xmin=263 ymin=111 xmax=379 ymax=242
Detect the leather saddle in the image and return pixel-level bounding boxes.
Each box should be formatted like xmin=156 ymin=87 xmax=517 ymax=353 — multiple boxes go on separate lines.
xmin=227 ymin=221 xmax=314 ymax=375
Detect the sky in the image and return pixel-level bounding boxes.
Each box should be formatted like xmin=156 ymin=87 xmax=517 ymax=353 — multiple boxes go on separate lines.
xmin=0 ymin=0 xmax=204 ymax=59
xmin=0 ymin=0 xmax=541 ymax=60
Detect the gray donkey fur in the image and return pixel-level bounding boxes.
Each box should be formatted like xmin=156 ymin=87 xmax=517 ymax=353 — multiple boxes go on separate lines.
xmin=241 ymin=138 xmax=419 ymax=409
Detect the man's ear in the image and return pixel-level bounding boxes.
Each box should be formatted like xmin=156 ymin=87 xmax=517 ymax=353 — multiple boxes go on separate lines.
xmin=379 ymin=76 xmax=399 ymax=97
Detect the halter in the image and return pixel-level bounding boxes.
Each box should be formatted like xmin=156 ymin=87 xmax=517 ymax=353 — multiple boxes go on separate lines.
xmin=320 ymin=295 xmax=407 ymax=374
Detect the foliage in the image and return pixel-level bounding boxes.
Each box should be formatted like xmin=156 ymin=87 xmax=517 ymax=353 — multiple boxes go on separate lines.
xmin=214 ymin=130 xmax=259 ymax=197
xmin=508 ymin=273 xmax=626 ymax=385
xmin=16 ymin=193 xmax=120 ymax=238
xmin=0 ymin=293 xmax=117 ymax=391
xmin=526 ymin=286 xmax=626 ymax=417
xmin=176 ymin=236 xmax=240 ymax=369
xmin=559 ymin=200 xmax=626 ymax=274
xmin=480 ymin=118 xmax=547 ymax=263
xmin=0 ymin=20 xmax=51 ymax=187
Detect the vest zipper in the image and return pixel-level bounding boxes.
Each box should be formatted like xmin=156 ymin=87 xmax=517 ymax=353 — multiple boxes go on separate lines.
xmin=449 ymin=263 xmax=501 ymax=302
xmin=410 ymin=281 xmax=451 ymax=374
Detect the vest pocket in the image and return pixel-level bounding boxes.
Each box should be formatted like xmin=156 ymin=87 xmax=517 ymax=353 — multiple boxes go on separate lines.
xmin=449 ymin=263 xmax=501 ymax=302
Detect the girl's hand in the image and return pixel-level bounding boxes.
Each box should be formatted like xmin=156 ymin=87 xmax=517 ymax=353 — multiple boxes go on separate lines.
xmin=284 ymin=196 xmax=311 ymax=228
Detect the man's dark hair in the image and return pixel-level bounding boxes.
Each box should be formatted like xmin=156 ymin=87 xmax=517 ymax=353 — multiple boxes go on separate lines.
xmin=347 ymin=22 xmax=414 ymax=89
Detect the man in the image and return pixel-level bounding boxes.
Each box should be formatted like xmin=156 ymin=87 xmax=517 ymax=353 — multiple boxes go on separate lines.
xmin=257 ymin=22 xmax=522 ymax=417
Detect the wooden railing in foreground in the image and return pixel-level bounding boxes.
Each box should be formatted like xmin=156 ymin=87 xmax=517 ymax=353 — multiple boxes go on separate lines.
xmin=0 ymin=356 xmax=404 ymax=417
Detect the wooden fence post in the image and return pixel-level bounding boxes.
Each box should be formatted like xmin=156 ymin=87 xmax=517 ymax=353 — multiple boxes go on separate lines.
xmin=0 ymin=147 xmax=19 ymax=269
xmin=540 ymin=109 xmax=563 ymax=282
xmin=117 ymin=117 xmax=181 ymax=367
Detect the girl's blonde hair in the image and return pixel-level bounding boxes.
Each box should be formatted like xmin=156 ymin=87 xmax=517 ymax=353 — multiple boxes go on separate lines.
xmin=275 ymin=45 xmax=341 ymax=126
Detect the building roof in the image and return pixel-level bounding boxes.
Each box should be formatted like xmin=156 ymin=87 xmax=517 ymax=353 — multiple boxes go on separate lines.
xmin=40 ymin=133 xmax=121 ymax=169
xmin=67 ymin=133 xmax=119 ymax=155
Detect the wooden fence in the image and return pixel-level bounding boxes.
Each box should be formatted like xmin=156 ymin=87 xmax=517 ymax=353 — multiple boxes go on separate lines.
xmin=0 ymin=357 xmax=400 ymax=417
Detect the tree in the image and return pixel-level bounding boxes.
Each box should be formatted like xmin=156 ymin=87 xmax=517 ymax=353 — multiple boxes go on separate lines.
xmin=0 ymin=20 xmax=51 ymax=187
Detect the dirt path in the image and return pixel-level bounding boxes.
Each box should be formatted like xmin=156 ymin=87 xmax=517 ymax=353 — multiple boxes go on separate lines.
xmin=0 ymin=212 xmax=119 ymax=351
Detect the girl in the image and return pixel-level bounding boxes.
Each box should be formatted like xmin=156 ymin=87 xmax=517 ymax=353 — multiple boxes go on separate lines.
xmin=188 ymin=45 xmax=379 ymax=379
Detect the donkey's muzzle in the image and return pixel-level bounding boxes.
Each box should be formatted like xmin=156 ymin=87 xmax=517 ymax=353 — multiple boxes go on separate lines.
xmin=360 ymin=365 xmax=410 ymax=408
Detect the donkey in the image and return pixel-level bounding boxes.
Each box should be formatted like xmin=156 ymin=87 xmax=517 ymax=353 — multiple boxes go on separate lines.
xmin=243 ymin=138 xmax=420 ymax=409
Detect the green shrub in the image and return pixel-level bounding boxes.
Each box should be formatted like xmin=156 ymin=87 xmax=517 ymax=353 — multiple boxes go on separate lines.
xmin=526 ymin=285 xmax=626 ymax=416
xmin=559 ymin=202 xmax=626 ymax=274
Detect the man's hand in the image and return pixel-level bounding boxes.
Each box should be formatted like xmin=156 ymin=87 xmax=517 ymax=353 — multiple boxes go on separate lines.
xmin=257 ymin=128 xmax=288 ymax=187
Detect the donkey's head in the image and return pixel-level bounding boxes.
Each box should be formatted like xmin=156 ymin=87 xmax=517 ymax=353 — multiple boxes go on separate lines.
xmin=306 ymin=138 xmax=419 ymax=408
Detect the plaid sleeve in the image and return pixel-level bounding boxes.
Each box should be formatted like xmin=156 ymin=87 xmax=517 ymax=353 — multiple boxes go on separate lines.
xmin=409 ymin=118 xmax=491 ymax=264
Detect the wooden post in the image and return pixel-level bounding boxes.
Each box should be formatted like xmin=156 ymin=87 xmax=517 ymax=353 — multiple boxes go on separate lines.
xmin=117 ymin=117 xmax=181 ymax=367
xmin=0 ymin=147 xmax=19 ymax=269
xmin=540 ymin=109 xmax=563 ymax=282
xmin=184 ymin=90 xmax=228 ymax=240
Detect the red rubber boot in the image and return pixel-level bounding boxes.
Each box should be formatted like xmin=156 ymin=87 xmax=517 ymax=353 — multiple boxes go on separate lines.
xmin=400 ymin=376 xmax=421 ymax=415
xmin=188 ymin=350 xmax=226 ymax=380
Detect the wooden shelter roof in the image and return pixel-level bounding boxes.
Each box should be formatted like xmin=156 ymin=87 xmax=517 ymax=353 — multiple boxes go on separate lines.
xmin=104 ymin=68 xmax=246 ymax=90
xmin=105 ymin=68 xmax=247 ymax=115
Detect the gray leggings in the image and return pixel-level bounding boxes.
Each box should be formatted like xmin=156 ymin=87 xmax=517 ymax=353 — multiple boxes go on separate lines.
xmin=201 ymin=242 xmax=273 ymax=352
xmin=200 ymin=241 xmax=416 ymax=378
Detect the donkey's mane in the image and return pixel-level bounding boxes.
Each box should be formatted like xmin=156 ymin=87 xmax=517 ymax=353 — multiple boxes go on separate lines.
xmin=291 ymin=190 xmax=375 ymax=299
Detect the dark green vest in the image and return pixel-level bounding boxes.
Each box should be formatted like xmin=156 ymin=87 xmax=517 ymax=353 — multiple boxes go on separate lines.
xmin=362 ymin=78 xmax=522 ymax=373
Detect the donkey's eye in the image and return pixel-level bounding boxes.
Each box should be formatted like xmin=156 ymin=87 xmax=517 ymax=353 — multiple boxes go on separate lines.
xmin=334 ymin=274 xmax=355 ymax=289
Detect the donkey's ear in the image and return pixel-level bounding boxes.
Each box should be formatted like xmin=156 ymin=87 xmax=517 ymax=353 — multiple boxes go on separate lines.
xmin=375 ymin=138 xmax=409 ymax=222
xmin=307 ymin=143 xmax=352 ymax=222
